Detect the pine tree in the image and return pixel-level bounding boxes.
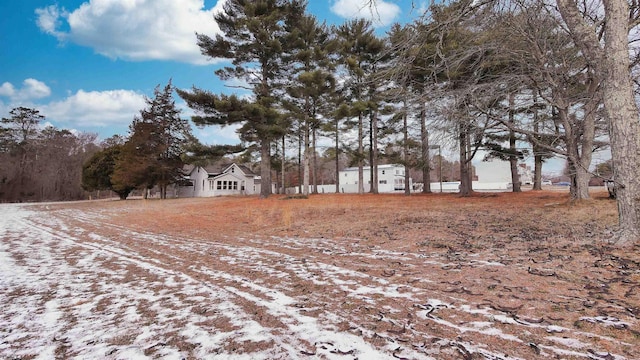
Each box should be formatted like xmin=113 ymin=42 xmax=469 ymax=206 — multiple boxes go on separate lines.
xmin=178 ymin=0 xmax=305 ymax=198
xmin=112 ymin=82 xmax=192 ymax=199
xmin=282 ymin=14 xmax=334 ymax=196
xmin=334 ymin=19 xmax=384 ymax=194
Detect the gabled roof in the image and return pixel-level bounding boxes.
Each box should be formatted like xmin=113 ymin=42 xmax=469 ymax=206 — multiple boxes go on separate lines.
xmin=237 ymin=164 xmax=257 ymax=176
xmin=203 ymin=165 xmax=222 ymax=175
xmin=184 ymin=162 xmax=256 ymax=177
xmin=181 ymin=164 xmax=195 ymax=175
xmin=221 ymin=163 xmax=257 ymax=177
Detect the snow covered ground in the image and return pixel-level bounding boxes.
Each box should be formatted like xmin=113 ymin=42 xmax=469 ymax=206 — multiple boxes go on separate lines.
xmin=0 ymin=202 xmax=637 ymax=359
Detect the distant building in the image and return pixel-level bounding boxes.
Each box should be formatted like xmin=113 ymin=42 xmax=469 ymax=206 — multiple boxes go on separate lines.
xmin=518 ymin=163 xmax=534 ymax=185
xmin=474 ymin=159 xmax=533 ymax=190
xmin=176 ymin=163 xmax=261 ymax=197
xmin=315 ymin=164 xmax=411 ymax=193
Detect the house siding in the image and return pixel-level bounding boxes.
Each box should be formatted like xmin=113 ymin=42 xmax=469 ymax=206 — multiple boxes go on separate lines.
xmin=338 ymin=164 xmax=411 ymax=193
xmin=176 ymin=163 xmax=260 ymax=198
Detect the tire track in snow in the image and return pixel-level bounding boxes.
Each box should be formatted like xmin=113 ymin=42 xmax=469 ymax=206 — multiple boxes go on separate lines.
xmin=3 ymin=205 xmax=410 ymax=359
xmin=3 ymin=204 xmax=633 ymax=359
xmin=47 ymin=206 xmax=636 ymax=359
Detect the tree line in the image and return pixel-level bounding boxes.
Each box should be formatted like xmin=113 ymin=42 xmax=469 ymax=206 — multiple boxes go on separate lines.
xmin=0 ymin=107 xmax=99 ymax=202
xmin=0 ymin=83 xmax=194 ymax=202
xmin=177 ymin=0 xmax=639 ymax=244
xmin=175 ymin=0 xmax=612 ymax=200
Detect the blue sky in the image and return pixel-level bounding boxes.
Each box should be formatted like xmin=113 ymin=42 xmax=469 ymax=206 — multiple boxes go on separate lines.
xmin=0 ymin=0 xmax=424 ymax=145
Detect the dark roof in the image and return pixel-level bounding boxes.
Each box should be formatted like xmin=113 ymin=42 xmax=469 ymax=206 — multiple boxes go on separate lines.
xmin=203 ymin=165 xmax=222 ymax=174
xmin=236 ymin=164 xmax=256 ymax=176
xmin=183 ymin=163 xmax=256 ymax=177
xmin=220 ymin=163 xmax=257 ymax=177
xmin=181 ymin=164 xmax=195 ymax=175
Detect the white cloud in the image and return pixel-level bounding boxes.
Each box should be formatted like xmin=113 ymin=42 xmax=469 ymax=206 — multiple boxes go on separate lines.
xmin=330 ymin=0 xmax=401 ymax=27
xmin=0 ymin=82 xmax=15 ymax=97
xmin=192 ymin=124 xmax=242 ymax=145
xmin=35 ymin=0 xmax=225 ymax=64
xmin=1 ymin=84 xmax=240 ymax=143
xmin=35 ymin=5 xmax=67 ymax=37
xmin=0 ymin=79 xmax=51 ymax=102
xmin=21 ymin=79 xmax=52 ymax=100
xmin=41 ymin=89 xmax=147 ymax=128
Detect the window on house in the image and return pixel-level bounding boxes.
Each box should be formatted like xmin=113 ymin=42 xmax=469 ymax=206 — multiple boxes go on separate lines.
xmin=231 ymin=167 xmax=235 ymax=173
xmin=217 ymin=181 xmax=222 ymax=190
xmin=379 ymin=180 xmax=387 ymax=184
xmin=202 ymin=180 xmax=205 ymax=190
xmin=233 ymin=181 xmax=238 ymax=190
xmin=382 ymin=170 xmax=385 ymax=175
xmin=209 ymin=181 xmax=215 ymax=191
xmin=223 ymin=181 xmax=228 ymax=190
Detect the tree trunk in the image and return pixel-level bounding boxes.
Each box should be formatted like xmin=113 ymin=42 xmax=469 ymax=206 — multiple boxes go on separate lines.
xmin=509 ymin=93 xmax=521 ymax=192
xmin=603 ymin=0 xmax=640 ymax=244
xmin=574 ymin=161 xmax=591 ymax=200
xmin=369 ymin=112 xmax=374 ymax=193
xmin=403 ymin=102 xmax=411 ymax=196
xmin=260 ymin=140 xmax=271 ymax=198
xmin=312 ymin=127 xmax=318 ymax=194
xmin=459 ymin=120 xmax=473 ymax=196
xmin=281 ymin=136 xmax=286 ymax=194
xmin=421 ymin=103 xmax=431 ymax=193
xmin=303 ymin=119 xmax=310 ymax=197
xmin=533 ymin=152 xmax=543 ymax=190
xmin=335 ymin=117 xmax=340 ymax=194
xmin=358 ymin=112 xmax=364 ymax=194
xmin=509 ymin=151 xmax=521 ymax=192
xmin=298 ymin=124 xmax=303 ymax=195
xmin=371 ymin=110 xmax=378 ymax=194
xmin=532 ymin=103 xmax=543 ymax=190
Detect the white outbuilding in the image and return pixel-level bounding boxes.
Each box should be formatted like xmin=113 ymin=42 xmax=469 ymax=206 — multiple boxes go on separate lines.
xmin=335 ymin=164 xmax=411 ymax=193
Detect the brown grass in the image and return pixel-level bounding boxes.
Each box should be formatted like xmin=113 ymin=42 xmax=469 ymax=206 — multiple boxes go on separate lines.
xmin=101 ymin=189 xmax=620 ymax=247
xmin=41 ymin=189 xmax=640 ymax=359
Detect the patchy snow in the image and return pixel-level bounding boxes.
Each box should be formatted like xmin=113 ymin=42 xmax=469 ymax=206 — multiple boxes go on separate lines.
xmin=580 ymin=316 xmax=631 ymax=329
xmin=0 ymin=202 xmax=637 ymax=359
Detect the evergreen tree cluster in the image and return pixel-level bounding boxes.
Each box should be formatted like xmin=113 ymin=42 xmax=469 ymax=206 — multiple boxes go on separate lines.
xmin=176 ymin=0 xmax=618 ymax=200
xmin=84 ymin=82 xmax=194 ymax=200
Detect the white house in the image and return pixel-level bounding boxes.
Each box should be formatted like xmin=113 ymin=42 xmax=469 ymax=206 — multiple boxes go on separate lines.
xmin=330 ymin=164 xmax=411 ymax=193
xmin=176 ymin=163 xmax=260 ymax=197
xmin=474 ymin=158 xmax=534 ymax=190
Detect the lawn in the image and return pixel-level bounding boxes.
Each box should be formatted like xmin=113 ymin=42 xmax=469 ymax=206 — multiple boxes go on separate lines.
xmin=1 ymin=189 xmax=638 ymax=359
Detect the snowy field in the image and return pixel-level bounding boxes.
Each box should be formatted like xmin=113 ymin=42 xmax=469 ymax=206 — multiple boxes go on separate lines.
xmin=0 ymin=201 xmax=637 ymax=359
